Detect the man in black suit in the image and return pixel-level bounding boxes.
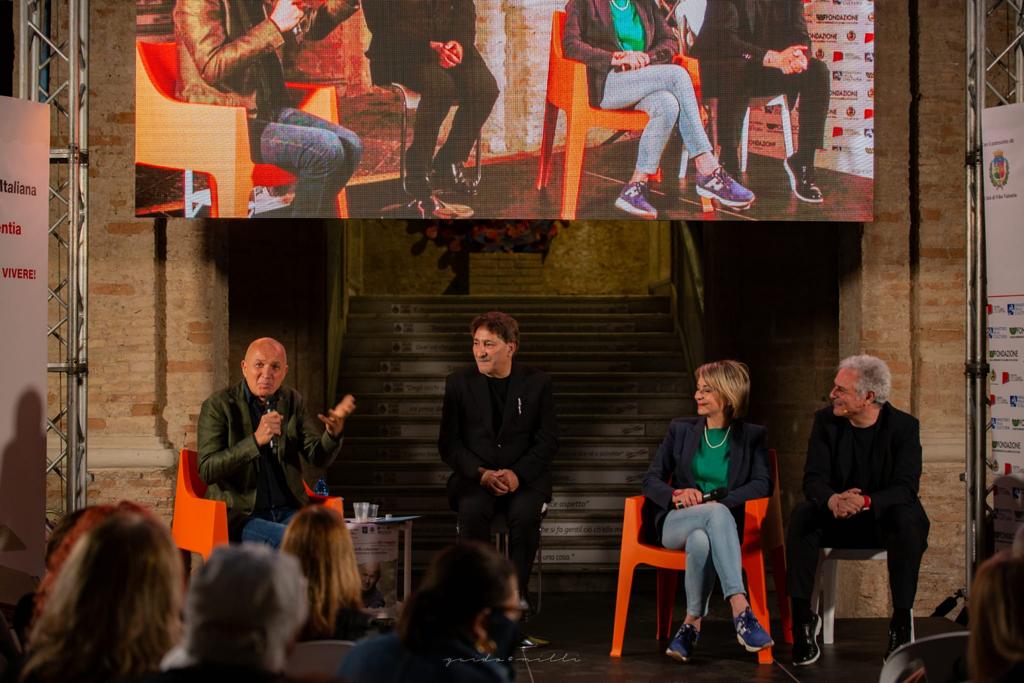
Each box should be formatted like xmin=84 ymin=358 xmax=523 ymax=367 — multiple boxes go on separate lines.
xmin=439 ymin=312 xmax=558 ymax=604
xmin=361 ymin=0 xmax=498 ymax=203
xmin=690 ymin=0 xmax=830 ymax=203
xmin=786 ymin=355 xmax=930 ymax=666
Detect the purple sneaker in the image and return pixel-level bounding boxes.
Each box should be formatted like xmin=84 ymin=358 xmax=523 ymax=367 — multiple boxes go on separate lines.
xmin=696 ymin=167 xmax=755 ymax=208
xmin=615 ymin=181 xmax=658 ymax=219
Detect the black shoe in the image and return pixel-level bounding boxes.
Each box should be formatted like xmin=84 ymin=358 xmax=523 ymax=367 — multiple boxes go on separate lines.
xmin=433 ymin=161 xmax=479 ymax=196
xmin=783 ymin=155 xmax=824 ymax=203
xmin=884 ymin=622 xmax=912 ymax=661
xmin=792 ymin=613 xmax=822 ymax=667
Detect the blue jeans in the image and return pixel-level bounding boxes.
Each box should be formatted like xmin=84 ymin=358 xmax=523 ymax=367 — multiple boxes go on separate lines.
xmin=240 ymin=507 xmax=298 ymax=548
xmin=259 ymin=107 xmax=363 ymax=217
xmin=599 ymin=65 xmax=713 ymax=178
xmin=661 ymin=502 xmax=746 ymax=618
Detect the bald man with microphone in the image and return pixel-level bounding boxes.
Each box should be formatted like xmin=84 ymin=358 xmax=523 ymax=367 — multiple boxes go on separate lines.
xmin=786 ymin=355 xmax=929 ymax=667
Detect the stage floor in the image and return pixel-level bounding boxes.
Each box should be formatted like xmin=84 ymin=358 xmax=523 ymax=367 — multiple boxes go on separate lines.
xmin=512 ymin=592 xmax=965 ymax=682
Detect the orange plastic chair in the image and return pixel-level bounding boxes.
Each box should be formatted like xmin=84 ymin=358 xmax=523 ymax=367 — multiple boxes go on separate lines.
xmin=609 ymin=449 xmax=792 ymax=664
xmin=135 ymin=41 xmax=349 ymax=219
xmin=535 ymin=12 xmax=712 ymax=218
xmin=171 ymin=448 xmax=344 ymax=560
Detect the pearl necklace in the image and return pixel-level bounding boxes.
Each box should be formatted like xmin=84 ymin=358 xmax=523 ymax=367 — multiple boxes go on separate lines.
xmin=610 ymin=0 xmax=632 ymax=11
xmin=704 ymin=424 xmax=731 ymax=449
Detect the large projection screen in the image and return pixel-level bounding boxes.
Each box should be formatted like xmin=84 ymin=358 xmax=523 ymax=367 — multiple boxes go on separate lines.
xmin=135 ymin=0 xmax=874 ymax=221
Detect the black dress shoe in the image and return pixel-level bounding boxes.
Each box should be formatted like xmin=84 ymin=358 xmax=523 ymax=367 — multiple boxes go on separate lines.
xmin=884 ymin=622 xmax=912 ymax=660
xmin=434 ymin=161 xmax=479 ymax=196
xmin=783 ymin=155 xmax=824 ymax=203
xmin=792 ymin=613 xmax=822 ymax=667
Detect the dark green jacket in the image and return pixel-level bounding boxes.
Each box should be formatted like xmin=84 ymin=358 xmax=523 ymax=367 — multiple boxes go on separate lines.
xmin=196 ymin=380 xmax=342 ymax=528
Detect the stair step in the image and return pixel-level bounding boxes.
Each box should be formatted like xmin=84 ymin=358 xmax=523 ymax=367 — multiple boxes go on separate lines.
xmin=339 ymin=373 xmax=692 ymax=394
xmin=341 ymin=354 xmax=687 ymax=374
xmin=336 ymin=439 xmax=664 ymax=464
xmin=355 ymin=393 xmax=693 ymax=417
xmin=343 ymin=334 xmax=682 ymax=354
xmin=347 ymin=296 xmax=671 ymax=315
xmin=343 ymin=316 xmax=675 ymax=334
xmin=343 ymin=414 xmax=682 ymax=439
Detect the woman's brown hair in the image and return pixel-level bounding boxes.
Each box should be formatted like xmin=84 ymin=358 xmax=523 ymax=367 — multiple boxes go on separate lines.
xmin=281 ymin=505 xmax=363 ymax=639
xmin=21 ymin=509 xmax=184 ymax=683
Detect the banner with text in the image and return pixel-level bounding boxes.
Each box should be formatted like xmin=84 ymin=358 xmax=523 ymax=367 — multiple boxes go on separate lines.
xmin=0 ymin=95 xmax=49 ymax=603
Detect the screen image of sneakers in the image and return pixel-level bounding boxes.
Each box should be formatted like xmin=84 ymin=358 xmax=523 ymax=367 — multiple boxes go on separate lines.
xmin=248 ymin=185 xmax=295 ymax=217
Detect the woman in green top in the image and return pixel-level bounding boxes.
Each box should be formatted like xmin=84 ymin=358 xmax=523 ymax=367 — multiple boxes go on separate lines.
xmin=563 ymin=0 xmax=755 ymax=218
xmin=642 ymin=360 xmax=774 ymax=662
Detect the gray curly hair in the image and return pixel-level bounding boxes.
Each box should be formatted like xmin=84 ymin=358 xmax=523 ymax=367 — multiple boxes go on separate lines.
xmin=838 ymin=354 xmax=891 ymax=404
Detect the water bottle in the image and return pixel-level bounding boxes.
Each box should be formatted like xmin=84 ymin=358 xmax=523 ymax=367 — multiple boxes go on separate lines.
xmin=314 ymin=477 xmax=329 ymax=497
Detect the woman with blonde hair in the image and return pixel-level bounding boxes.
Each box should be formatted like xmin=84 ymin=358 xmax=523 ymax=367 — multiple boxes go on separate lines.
xmin=642 ymin=359 xmax=774 ymax=663
xmin=19 ymin=508 xmax=183 ymax=683
xmin=281 ymin=504 xmax=370 ymax=641
xmin=968 ymin=537 xmax=1024 ymax=682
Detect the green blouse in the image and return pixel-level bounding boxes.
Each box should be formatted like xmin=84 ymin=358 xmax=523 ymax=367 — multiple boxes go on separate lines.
xmin=610 ymin=0 xmax=646 ymax=52
xmin=692 ymin=427 xmax=730 ymax=494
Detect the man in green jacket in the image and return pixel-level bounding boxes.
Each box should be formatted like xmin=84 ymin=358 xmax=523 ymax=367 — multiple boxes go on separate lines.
xmin=197 ymin=337 xmax=355 ymax=546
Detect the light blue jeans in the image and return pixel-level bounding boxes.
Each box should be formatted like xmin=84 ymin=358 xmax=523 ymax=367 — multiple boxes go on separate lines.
xmin=599 ymin=64 xmax=714 ymax=178
xmin=661 ymin=502 xmax=746 ymax=618
xmin=240 ymin=506 xmax=298 ymax=548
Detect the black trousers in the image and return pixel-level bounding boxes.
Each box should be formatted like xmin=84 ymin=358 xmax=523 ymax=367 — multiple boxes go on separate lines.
xmin=389 ymin=45 xmax=499 ymax=175
xmin=456 ymin=484 xmax=546 ymax=597
xmin=701 ymin=57 xmax=830 ymax=175
xmin=786 ymin=501 xmax=930 ymax=611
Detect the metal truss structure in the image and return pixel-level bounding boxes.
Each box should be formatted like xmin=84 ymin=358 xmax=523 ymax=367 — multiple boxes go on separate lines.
xmin=965 ymin=0 xmax=1024 ymax=590
xmin=17 ymin=0 xmax=90 ymax=519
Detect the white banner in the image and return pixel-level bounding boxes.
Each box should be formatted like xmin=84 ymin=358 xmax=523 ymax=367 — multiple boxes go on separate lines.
xmin=0 ymin=96 xmax=49 ymax=604
xmin=984 ymin=102 xmax=1024 ymax=479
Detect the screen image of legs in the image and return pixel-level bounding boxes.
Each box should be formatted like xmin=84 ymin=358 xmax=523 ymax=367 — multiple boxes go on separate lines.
xmin=259 ymin=107 xmax=363 ymax=217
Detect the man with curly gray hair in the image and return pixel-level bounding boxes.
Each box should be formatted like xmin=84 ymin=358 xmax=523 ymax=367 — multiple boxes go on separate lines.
xmin=786 ymin=354 xmax=929 ymax=667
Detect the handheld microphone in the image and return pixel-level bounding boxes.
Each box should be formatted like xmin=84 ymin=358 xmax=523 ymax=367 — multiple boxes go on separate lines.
xmin=702 ymin=487 xmax=728 ymax=503
xmin=265 ymin=397 xmax=278 ymax=451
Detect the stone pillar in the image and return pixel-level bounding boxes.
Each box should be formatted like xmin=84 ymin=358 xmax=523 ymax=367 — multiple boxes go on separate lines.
xmin=502 ymin=0 xmax=565 ymax=153
xmin=477 ymin=0 xmax=508 ymax=154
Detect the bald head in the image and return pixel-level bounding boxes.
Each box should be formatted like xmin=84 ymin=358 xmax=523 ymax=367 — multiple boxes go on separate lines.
xmin=241 ymin=337 xmax=288 ymax=399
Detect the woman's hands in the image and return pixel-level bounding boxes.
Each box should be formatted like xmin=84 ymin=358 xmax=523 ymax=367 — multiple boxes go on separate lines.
xmin=611 ymin=50 xmax=650 ymax=71
xmin=671 ymin=488 xmax=703 ymax=509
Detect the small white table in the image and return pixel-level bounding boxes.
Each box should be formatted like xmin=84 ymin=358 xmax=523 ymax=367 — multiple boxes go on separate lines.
xmin=346 ymin=515 xmax=420 ymax=600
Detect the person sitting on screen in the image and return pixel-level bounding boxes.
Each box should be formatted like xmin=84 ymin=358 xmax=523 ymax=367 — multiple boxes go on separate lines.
xmin=361 ymin=0 xmax=499 ymax=205
xmin=642 ymin=360 xmax=774 ymax=662
xmin=338 ymin=542 xmax=521 ymax=683
xmin=281 ymin=505 xmax=372 ymax=641
xmin=196 ymin=336 xmax=356 ymax=549
xmin=562 ymin=0 xmax=754 ymax=219
xmin=174 ymin=0 xmax=363 ymax=218
xmin=689 ymin=0 xmax=830 ymax=203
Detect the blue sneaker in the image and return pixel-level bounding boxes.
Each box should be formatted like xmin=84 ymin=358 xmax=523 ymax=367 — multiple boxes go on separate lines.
xmin=665 ymin=623 xmax=700 ymax=662
xmin=614 ymin=181 xmax=658 ymax=219
xmin=696 ymin=166 xmax=755 ymax=208
xmin=734 ymin=607 xmax=774 ymax=652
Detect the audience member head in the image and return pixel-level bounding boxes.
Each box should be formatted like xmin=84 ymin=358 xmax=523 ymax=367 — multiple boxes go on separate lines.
xmin=241 ymin=337 xmax=289 ymax=399
xmin=281 ymin=505 xmax=363 ymax=639
xmin=166 ymin=544 xmax=308 ymax=673
xmin=32 ymin=500 xmax=151 ymax=626
xmin=969 ymin=534 xmax=1024 ymax=682
xmin=470 ymin=312 xmax=519 ymax=378
xmin=398 ymin=542 xmax=519 ymax=656
xmin=694 ymin=359 xmax=750 ymax=421
xmin=22 ymin=508 xmax=184 ymax=683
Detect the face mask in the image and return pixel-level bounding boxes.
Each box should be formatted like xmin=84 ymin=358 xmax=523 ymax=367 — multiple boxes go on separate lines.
xmin=486 ymin=612 xmax=521 ymax=662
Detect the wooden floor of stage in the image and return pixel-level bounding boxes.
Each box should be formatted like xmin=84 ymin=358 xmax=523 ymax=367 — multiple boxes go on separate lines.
xmin=510 ymin=591 xmax=964 ymax=682
xmin=346 ymin=140 xmax=874 ymax=222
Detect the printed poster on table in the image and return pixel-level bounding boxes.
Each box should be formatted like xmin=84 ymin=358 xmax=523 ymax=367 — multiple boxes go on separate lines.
xmin=0 ymin=95 xmax=49 ymax=604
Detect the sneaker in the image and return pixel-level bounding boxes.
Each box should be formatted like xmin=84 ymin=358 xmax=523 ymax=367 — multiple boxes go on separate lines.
xmin=783 ymin=155 xmax=824 ymax=203
xmin=792 ymin=613 xmax=822 ymax=667
xmin=665 ymin=623 xmax=700 ymax=662
xmin=614 ymin=181 xmax=658 ymax=219
xmin=696 ymin=166 xmax=755 ymax=208
xmin=733 ymin=607 xmax=774 ymax=653
xmin=247 ymin=185 xmax=293 ymax=217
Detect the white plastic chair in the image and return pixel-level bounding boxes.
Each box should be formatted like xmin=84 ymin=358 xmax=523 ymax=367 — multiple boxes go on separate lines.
xmin=813 ymin=548 xmax=914 ymax=645
xmin=284 ymin=639 xmax=356 ymax=679
xmin=878 ymin=631 xmax=969 ymax=683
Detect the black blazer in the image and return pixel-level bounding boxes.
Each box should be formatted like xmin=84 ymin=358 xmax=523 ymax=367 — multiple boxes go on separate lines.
xmin=562 ymin=0 xmax=678 ymax=106
xmin=803 ymin=403 xmax=925 ymax=519
xmin=641 ymin=417 xmax=773 ymax=545
xmin=361 ymin=0 xmax=478 ymax=86
xmin=438 ymin=363 xmax=558 ymax=502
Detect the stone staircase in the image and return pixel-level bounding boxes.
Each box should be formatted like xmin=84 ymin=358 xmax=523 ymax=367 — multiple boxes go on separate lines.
xmin=328 ymin=296 xmax=695 ymax=589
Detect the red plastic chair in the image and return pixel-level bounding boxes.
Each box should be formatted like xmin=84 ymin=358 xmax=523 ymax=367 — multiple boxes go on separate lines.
xmin=536 ymin=12 xmax=712 ymax=218
xmin=135 ymin=41 xmax=349 ymax=218
xmin=171 ymin=448 xmax=343 ymax=560
xmin=609 ymin=449 xmax=792 ymax=664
